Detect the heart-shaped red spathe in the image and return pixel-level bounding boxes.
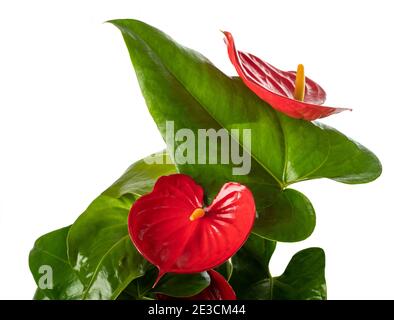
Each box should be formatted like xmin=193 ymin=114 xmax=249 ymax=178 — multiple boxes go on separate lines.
xmin=223 ymin=31 xmax=351 ymax=121
xmin=157 ymin=269 xmax=236 ymax=300
xmin=128 ymin=174 xmax=255 ymax=285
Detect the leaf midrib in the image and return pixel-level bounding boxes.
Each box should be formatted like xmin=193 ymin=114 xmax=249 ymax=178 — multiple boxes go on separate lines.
xmin=81 ymin=234 xmax=129 ymax=299
xmin=33 ymin=247 xmax=69 ymax=265
xmin=122 ymin=25 xmax=284 ymax=189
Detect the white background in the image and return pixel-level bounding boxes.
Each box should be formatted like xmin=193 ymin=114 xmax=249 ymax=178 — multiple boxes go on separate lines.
xmin=0 ymin=0 xmax=393 ymax=299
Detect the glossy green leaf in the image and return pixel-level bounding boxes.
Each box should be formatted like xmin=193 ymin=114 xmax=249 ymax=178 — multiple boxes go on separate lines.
xmin=230 ymin=233 xmax=326 ymax=300
xmin=104 ymin=152 xmax=175 ymax=198
xmin=154 ymin=272 xmax=211 ymax=298
xmin=121 ymin=267 xmax=211 ymax=299
xmin=253 ymin=189 xmax=315 ymax=242
xmin=68 ymin=194 xmax=147 ymax=300
xmin=29 ymin=226 xmax=84 ymax=300
xmin=120 ymin=266 xmax=157 ymax=300
xmin=273 ymin=248 xmax=327 ymax=300
xmin=215 ymin=260 xmax=234 ymax=281
xmin=111 ymin=19 xmax=381 ymax=242
xmin=230 ymin=233 xmax=276 ymax=299
xmin=67 ymin=151 xmax=176 ymax=299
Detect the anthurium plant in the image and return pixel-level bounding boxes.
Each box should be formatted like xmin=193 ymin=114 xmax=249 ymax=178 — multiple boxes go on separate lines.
xmin=29 ymin=19 xmax=382 ymax=300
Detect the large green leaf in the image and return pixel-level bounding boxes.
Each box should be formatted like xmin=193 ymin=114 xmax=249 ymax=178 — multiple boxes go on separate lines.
xmin=230 ymin=233 xmax=326 ymax=300
xmin=29 ymin=226 xmax=83 ymax=300
xmin=31 ymin=152 xmax=211 ymax=300
xmin=67 ymin=194 xmax=146 ymax=300
xmin=272 ymin=248 xmax=327 ymax=300
xmin=67 ymin=151 xmax=176 ymax=299
xmin=230 ymin=234 xmax=276 ymax=299
xmin=110 ymin=19 xmax=381 ymax=242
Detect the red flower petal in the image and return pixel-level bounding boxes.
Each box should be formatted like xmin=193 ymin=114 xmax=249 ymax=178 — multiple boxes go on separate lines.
xmin=223 ymin=31 xmax=351 ymax=121
xmin=128 ymin=174 xmax=255 ymax=285
xmin=157 ymin=270 xmax=236 ymax=300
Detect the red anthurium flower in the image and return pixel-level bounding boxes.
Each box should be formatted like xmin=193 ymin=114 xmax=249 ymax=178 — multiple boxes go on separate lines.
xmin=157 ymin=270 xmax=236 ymax=300
xmin=223 ymin=31 xmax=351 ymax=121
xmin=128 ymin=174 xmax=255 ymax=285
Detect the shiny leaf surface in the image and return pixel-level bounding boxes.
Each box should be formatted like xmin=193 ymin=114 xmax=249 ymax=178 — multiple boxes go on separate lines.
xmin=121 ymin=267 xmax=211 ymax=299
xmin=29 ymin=226 xmax=83 ymax=300
xmin=273 ymin=248 xmax=327 ymax=300
xmin=231 ymin=234 xmax=326 ymax=300
xmin=67 ymin=151 xmax=176 ymax=299
xmin=215 ymin=259 xmax=233 ymax=281
xmin=154 ymin=272 xmax=211 ymax=298
xmin=111 ymin=19 xmax=381 ymax=242
xmin=157 ymin=270 xmax=236 ymax=300
xmin=230 ymin=233 xmax=276 ymax=299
